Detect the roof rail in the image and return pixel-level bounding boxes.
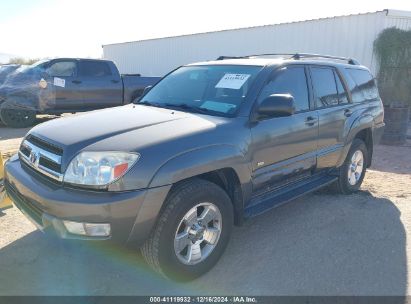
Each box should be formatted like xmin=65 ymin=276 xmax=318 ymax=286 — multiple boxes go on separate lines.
xmin=291 ymin=53 xmax=360 ymax=65
xmin=216 ymin=53 xmax=360 ymax=65
xmin=216 ymin=54 xmax=292 ymax=61
xmin=216 ymin=56 xmax=248 ymax=60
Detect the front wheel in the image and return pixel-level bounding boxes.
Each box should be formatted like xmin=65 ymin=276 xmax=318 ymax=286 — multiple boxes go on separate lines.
xmin=0 ymin=104 xmax=36 ymax=128
xmin=141 ymin=179 xmax=233 ymax=281
xmin=333 ymin=138 xmax=368 ymax=194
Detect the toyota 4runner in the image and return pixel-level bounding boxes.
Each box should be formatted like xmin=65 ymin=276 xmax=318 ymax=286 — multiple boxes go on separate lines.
xmin=4 ymin=53 xmax=385 ymax=280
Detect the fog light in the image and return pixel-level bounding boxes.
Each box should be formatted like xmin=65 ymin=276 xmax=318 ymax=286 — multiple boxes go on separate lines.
xmin=63 ymin=220 xmax=111 ymax=237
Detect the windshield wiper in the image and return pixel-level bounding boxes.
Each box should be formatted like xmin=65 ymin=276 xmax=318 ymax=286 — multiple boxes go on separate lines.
xmin=163 ymin=103 xmax=217 ymax=115
xmin=136 ymin=100 xmax=163 ymax=108
xmin=138 ymin=101 xmax=225 ymax=116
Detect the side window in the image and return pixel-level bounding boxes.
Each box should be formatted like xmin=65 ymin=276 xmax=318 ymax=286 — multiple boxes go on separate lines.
xmin=46 ymin=61 xmax=76 ymax=77
xmin=259 ymin=66 xmax=309 ymax=112
xmin=80 ymin=61 xmax=112 ymax=77
xmin=347 ymin=69 xmax=379 ymax=102
xmin=310 ymin=67 xmax=339 ymax=107
xmin=343 ymin=71 xmax=362 ymax=103
xmin=334 ymin=71 xmax=349 ymax=104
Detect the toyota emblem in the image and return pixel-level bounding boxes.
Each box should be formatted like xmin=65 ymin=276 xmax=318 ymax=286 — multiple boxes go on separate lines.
xmin=29 ymin=151 xmax=38 ymax=164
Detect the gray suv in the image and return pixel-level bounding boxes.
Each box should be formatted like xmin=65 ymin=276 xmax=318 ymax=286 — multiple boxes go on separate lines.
xmin=4 ymin=54 xmax=385 ymax=280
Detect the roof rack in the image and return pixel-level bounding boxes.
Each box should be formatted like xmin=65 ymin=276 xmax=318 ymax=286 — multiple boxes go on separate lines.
xmin=216 ymin=56 xmax=248 ymax=60
xmin=291 ymin=53 xmax=360 ymax=65
xmin=216 ymin=53 xmax=360 ymax=65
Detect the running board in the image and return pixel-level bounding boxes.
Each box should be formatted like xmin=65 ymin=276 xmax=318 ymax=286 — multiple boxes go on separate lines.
xmin=244 ymin=174 xmax=337 ymax=218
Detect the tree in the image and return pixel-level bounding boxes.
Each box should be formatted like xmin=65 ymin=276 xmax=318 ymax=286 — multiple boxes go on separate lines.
xmin=7 ymin=57 xmax=41 ymax=65
xmin=373 ymin=27 xmax=411 ymax=107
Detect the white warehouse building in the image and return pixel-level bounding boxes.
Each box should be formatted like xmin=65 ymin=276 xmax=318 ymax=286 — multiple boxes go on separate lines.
xmin=103 ymin=9 xmax=411 ymax=76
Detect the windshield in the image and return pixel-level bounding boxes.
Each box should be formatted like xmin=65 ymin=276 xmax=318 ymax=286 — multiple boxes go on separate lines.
xmin=0 ymin=65 xmax=17 ymax=74
xmin=17 ymin=60 xmax=48 ymax=73
xmin=139 ymin=65 xmax=262 ymax=117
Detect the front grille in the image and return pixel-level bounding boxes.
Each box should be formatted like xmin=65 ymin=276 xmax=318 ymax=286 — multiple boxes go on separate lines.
xmin=25 ymin=134 xmax=63 ymax=155
xmin=19 ymin=135 xmax=63 ymax=182
xmin=39 ymin=157 xmax=62 ymax=172
xmin=5 ymin=180 xmax=44 ymax=226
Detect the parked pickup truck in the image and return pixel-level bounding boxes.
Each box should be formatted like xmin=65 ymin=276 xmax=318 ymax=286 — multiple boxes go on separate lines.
xmin=4 ymin=53 xmax=384 ymax=280
xmin=0 ymin=58 xmax=160 ymax=127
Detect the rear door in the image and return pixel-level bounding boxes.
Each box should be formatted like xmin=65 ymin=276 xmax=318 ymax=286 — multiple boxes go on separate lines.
xmin=309 ymin=65 xmax=351 ymax=169
xmin=250 ymin=65 xmax=319 ymax=196
xmin=78 ymin=60 xmax=123 ymax=109
xmin=46 ymin=59 xmax=83 ymax=111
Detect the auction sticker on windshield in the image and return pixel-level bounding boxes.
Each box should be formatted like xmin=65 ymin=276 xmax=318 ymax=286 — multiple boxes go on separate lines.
xmin=215 ymin=74 xmax=250 ymax=89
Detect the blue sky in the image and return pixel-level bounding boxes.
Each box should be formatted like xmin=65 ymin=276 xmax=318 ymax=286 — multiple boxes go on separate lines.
xmin=1 ymin=0 xmax=411 ymax=59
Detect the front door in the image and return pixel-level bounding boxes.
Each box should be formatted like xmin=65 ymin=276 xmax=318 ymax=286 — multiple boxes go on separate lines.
xmin=250 ymin=65 xmax=318 ymax=196
xmin=46 ymin=60 xmax=83 ymax=111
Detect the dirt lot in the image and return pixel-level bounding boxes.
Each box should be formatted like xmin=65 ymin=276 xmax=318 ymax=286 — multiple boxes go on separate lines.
xmin=1 ymin=118 xmax=411 ymax=296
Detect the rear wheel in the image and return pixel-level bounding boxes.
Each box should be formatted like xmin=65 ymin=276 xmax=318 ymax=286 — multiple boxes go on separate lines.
xmin=0 ymin=103 xmax=36 ymax=128
xmin=141 ymin=179 xmax=233 ymax=281
xmin=333 ymin=138 xmax=368 ymax=194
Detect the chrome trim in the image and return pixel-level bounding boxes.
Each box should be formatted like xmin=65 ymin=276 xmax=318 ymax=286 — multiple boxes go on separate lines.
xmin=19 ymin=140 xmax=63 ymax=182
xmin=22 ymin=141 xmax=62 ymax=164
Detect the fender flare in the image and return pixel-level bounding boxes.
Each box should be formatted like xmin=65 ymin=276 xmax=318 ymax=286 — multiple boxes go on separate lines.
xmin=336 ymin=114 xmax=374 ymax=167
xmin=148 ymin=144 xmax=251 ymax=189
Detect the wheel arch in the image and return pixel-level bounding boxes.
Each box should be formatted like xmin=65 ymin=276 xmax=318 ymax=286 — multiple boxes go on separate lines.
xmin=337 ymin=114 xmax=375 ymax=168
xmin=149 ymin=145 xmax=251 ymax=226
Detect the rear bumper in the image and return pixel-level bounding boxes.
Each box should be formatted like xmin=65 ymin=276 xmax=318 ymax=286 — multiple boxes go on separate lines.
xmin=4 ymin=155 xmax=171 ymax=245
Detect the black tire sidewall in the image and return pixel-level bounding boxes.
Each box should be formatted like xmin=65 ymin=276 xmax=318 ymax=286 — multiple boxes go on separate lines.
xmin=0 ymin=107 xmax=36 ymax=128
xmin=157 ymin=181 xmax=233 ymax=280
xmin=339 ymin=139 xmax=368 ymax=193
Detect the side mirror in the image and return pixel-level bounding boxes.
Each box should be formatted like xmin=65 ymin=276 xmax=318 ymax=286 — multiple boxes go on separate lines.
xmin=134 ymin=85 xmax=153 ymax=103
xmin=257 ymin=94 xmax=295 ymax=119
xmin=142 ymin=85 xmax=152 ymax=95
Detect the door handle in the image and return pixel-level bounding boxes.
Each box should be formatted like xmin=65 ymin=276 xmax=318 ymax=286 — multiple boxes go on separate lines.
xmin=344 ymin=109 xmax=352 ymax=117
xmin=305 ymin=116 xmax=317 ymax=125
xmin=111 ymin=80 xmax=120 ymax=83
xmin=72 ymin=80 xmax=82 ymax=84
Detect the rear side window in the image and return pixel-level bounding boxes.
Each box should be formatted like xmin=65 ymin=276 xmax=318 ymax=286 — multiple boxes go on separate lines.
xmin=310 ymin=67 xmax=339 ymax=107
xmin=346 ymin=69 xmax=379 ymax=102
xmin=80 ymin=61 xmax=112 ymax=77
xmin=46 ymin=61 xmax=76 ymax=77
xmin=259 ymin=66 xmax=309 ymax=112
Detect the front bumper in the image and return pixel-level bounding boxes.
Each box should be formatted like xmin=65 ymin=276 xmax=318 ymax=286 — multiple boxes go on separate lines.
xmin=4 ymin=155 xmax=171 ymax=245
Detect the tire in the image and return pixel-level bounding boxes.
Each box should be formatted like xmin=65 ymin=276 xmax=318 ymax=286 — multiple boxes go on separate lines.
xmin=141 ymin=179 xmax=234 ymax=281
xmin=0 ymin=103 xmax=36 ymax=128
xmin=332 ymin=138 xmax=368 ymax=194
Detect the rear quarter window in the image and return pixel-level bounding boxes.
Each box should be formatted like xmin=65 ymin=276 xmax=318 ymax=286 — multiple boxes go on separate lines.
xmin=345 ymin=69 xmax=379 ymax=102
xmin=80 ymin=61 xmax=112 ymax=77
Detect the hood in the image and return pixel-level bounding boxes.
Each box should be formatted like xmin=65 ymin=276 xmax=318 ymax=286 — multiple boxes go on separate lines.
xmin=29 ymin=104 xmax=229 ymax=159
xmin=0 ymin=67 xmax=43 ymax=95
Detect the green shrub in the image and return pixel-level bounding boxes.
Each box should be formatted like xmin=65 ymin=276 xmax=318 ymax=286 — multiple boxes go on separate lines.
xmin=373 ymin=27 xmax=411 ymax=107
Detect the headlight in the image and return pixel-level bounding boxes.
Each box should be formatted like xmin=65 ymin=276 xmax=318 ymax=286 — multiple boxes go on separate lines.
xmin=63 ymin=152 xmax=139 ymax=187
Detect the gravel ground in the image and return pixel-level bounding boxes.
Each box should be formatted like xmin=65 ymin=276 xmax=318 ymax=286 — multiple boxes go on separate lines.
xmin=0 ymin=118 xmax=410 ymax=296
